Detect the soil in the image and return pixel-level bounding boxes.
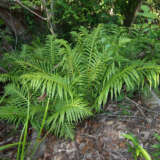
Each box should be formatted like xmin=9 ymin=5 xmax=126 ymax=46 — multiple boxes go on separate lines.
xmin=0 ymin=98 xmax=160 ymax=160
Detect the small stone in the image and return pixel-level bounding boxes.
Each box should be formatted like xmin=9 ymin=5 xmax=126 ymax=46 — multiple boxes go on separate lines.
xmin=106 ymin=121 xmax=114 ymax=125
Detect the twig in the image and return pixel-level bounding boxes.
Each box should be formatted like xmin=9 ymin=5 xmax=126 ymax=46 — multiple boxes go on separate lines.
xmin=41 ymin=0 xmax=54 ymax=34
xmin=96 ymin=113 xmax=147 ymax=121
xmin=81 ymin=134 xmax=97 ymax=140
xmin=74 ymin=141 xmax=81 ymax=160
xmin=125 ymin=97 xmax=149 ymax=122
xmin=125 ymin=96 xmax=160 ymax=115
xmin=14 ymin=0 xmax=47 ymax=21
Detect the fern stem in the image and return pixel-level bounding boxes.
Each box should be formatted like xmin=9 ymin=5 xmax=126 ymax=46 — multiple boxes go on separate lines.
xmin=16 ymin=121 xmax=25 ymax=160
xmin=30 ymin=97 xmax=50 ymax=159
xmin=39 ymin=97 xmax=50 ymax=138
xmin=20 ymin=92 xmax=30 ymax=160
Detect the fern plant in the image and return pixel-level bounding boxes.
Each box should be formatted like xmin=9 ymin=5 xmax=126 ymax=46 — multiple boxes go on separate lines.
xmin=152 ymin=133 xmax=160 ymax=160
xmin=123 ymin=133 xmax=152 ymax=160
xmin=0 ymin=24 xmax=160 ymax=138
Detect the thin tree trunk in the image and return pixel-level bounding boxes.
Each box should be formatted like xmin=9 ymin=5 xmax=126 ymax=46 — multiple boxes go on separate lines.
xmin=123 ymin=0 xmax=143 ymax=27
xmin=41 ymin=0 xmax=55 ymax=35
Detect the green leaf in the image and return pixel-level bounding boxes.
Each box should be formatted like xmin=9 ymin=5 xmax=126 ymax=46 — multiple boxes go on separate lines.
xmin=0 ymin=142 xmax=20 ymax=151
xmin=141 ymin=5 xmax=150 ymax=12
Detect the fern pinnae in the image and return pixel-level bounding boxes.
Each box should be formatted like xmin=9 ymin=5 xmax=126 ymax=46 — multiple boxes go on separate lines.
xmin=1 ymin=24 xmax=160 ymax=139
xmin=44 ymin=35 xmax=57 ymax=65
xmin=47 ymin=98 xmax=92 ymax=127
xmin=5 ymin=84 xmax=28 ymax=104
xmin=0 ymin=106 xmax=26 ymax=123
xmin=20 ymin=72 xmax=73 ymax=100
xmin=98 ymin=62 xmax=141 ymax=105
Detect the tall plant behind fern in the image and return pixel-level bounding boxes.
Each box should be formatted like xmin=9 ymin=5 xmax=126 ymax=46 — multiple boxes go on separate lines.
xmin=0 ymin=24 xmax=160 ymax=138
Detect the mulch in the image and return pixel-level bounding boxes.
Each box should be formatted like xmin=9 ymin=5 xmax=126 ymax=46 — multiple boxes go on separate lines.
xmin=0 ymin=99 xmax=160 ymax=160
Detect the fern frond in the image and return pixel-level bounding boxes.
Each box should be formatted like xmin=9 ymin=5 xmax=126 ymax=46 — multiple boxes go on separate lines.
xmin=44 ymin=35 xmax=58 ymax=65
xmin=50 ymin=122 xmax=75 ymax=139
xmin=20 ymin=72 xmax=72 ymax=99
xmin=1 ymin=24 xmax=160 ymax=139
xmin=0 ymin=73 xmax=10 ymax=82
xmin=15 ymin=59 xmax=53 ymax=74
xmin=0 ymin=106 xmax=26 ymax=124
xmin=98 ymin=61 xmax=160 ymax=105
xmin=47 ymin=98 xmax=92 ymax=125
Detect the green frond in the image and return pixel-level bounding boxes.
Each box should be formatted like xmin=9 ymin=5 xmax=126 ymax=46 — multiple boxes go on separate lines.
xmin=59 ymin=123 xmax=75 ymax=140
xmin=15 ymin=59 xmax=53 ymax=74
xmin=137 ymin=63 xmax=160 ymax=88
xmin=0 ymin=73 xmax=10 ymax=82
xmin=44 ymin=35 xmax=58 ymax=65
xmin=1 ymin=24 xmax=160 ymax=139
xmin=0 ymin=84 xmax=29 ymax=125
xmin=45 ymin=98 xmax=92 ymax=137
xmin=61 ymin=47 xmax=75 ymax=75
xmin=20 ymin=72 xmax=72 ymax=99
xmin=98 ymin=60 xmax=160 ymax=105
xmin=47 ymin=98 xmax=92 ymax=125
xmin=51 ymin=122 xmax=75 ymax=139
xmin=0 ymin=105 xmax=26 ymax=125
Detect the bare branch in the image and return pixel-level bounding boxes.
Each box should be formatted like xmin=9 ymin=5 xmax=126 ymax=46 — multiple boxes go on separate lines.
xmin=125 ymin=96 xmax=149 ymax=122
xmin=41 ymin=0 xmax=54 ymax=34
xmin=14 ymin=0 xmax=47 ymax=21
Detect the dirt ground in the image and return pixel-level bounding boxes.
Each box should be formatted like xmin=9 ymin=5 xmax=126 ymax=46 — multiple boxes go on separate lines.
xmin=0 ymin=98 xmax=160 ymax=160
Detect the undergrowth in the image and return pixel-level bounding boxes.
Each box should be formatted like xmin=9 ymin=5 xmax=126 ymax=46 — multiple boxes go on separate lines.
xmin=0 ymin=24 xmax=160 ymax=140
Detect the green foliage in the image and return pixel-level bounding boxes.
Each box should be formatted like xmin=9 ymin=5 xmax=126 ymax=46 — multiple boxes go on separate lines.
xmin=123 ymin=133 xmax=152 ymax=160
xmin=137 ymin=4 xmax=159 ymax=23
xmin=8 ymin=0 xmax=117 ymax=39
xmin=0 ymin=24 xmax=160 ymax=139
xmin=52 ymin=0 xmax=118 ymax=38
xmin=10 ymin=0 xmax=41 ymax=9
xmin=0 ymin=142 xmax=20 ymax=151
xmin=152 ymin=133 xmax=160 ymax=159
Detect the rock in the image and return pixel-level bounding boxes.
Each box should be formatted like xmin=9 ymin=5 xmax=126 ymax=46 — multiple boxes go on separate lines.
xmin=140 ymin=131 xmax=150 ymax=140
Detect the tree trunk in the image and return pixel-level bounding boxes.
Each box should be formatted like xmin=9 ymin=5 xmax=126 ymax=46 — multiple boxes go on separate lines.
xmin=123 ymin=0 xmax=143 ymax=27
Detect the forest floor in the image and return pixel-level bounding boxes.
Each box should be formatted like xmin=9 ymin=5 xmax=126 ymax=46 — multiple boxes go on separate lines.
xmin=0 ymin=97 xmax=160 ymax=160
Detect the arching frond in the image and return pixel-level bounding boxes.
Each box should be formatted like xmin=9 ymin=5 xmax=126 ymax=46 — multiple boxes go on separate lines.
xmin=47 ymin=98 xmax=92 ymax=125
xmin=1 ymin=24 xmax=160 ymax=139
xmin=20 ymin=72 xmax=72 ymax=99
xmin=98 ymin=61 xmax=160 ymax=105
